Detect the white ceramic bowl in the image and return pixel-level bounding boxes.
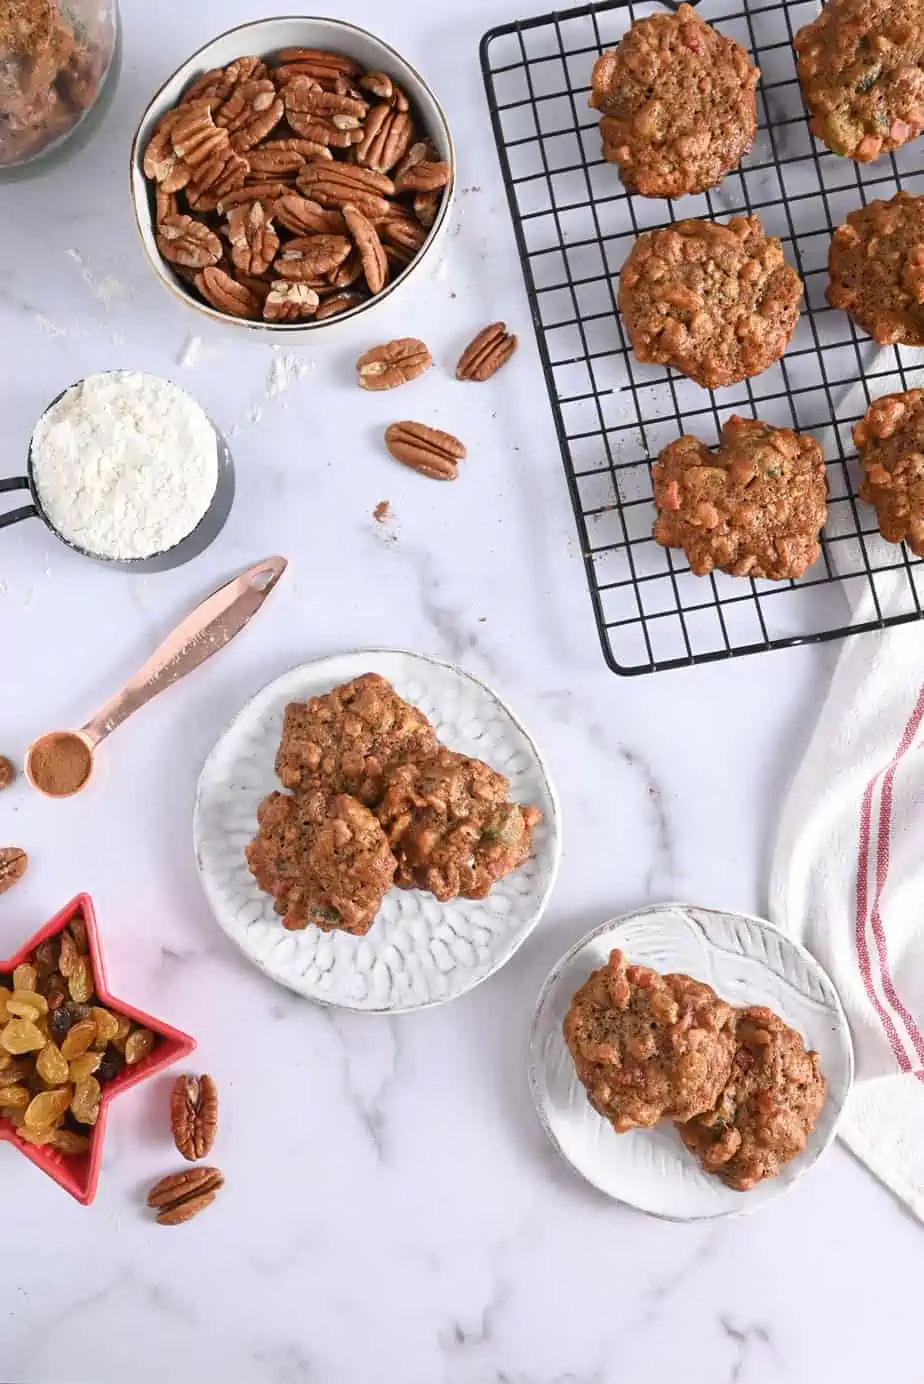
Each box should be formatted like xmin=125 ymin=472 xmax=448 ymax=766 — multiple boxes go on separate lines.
xmin=130 ymin=17 xmax=455 ymax=333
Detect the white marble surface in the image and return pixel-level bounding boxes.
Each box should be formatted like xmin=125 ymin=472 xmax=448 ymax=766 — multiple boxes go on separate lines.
xmin=0 ymin=2 xmax=921 ymax=1381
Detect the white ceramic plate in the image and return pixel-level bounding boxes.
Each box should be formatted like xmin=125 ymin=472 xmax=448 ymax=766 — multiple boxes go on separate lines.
xmin=130 ymin=18 xmax=454 ymax=336
xmin=194 ymin=651 xmax=560 ymax=1012
xmin=530 ymin=903 xmax=854 ymax=1220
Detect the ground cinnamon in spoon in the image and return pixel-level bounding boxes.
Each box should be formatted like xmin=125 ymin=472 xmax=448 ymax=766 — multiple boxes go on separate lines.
xmin=28 ymin=733 xmax=92 ymax=796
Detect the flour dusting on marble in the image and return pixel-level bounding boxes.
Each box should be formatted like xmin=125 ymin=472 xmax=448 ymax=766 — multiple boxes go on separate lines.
xmin=266 ymin=352 xmax=311 ymax=400
xmin=66 ymin=248 xmax=132 ymax=309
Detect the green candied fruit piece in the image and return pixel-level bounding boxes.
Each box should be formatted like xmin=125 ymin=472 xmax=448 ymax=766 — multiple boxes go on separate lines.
xmin=481 ymin=804 xmax=525 ymax=848
xmin=824 ymin=109 xmax=860 ymax=156
xmin=856 ymin=63 xmax=882 ymax=93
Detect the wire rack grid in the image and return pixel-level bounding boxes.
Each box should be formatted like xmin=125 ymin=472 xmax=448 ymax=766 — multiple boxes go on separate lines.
xmin=481 ymin=0 xmax=924 ymax=675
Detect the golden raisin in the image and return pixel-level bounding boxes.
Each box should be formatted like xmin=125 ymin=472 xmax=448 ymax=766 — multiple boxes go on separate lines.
xmin=0 ymin=1084 xmax=29 ymax=1110
xmin=125 ymin=1028 xmax=156 ymax=1066
xmin=8 ymin=990 xmax=48 ymax=1019
xmin=68 ymin=957 xmax=94 ymax=1004
xmin=91 ymin=1007 xmax=120 ymax=1048
xmin=24 ymin=1088 xmax=71 ymax=1130
xmin=58 ymin=932 xmax=79 ymax=979
xmin=61 ymin=1019 xmax=97 ymax=1060
xmin=1 ymin=1019 xmax=45 ymax=1054
xmin=69 ymin=1052 xmax=102 ymax=1083
xmin=49 ymin=1128 xmax=90 ymax=1154
xmin=70 ymin=1076 xmax=101 ymax=1126
xmin=12 ymin=964 xmax=37 ymax=993
xmin=36 ymin=1042 xmax=69 ymax=1086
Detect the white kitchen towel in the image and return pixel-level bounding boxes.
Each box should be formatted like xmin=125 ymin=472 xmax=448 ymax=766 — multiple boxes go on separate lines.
xmin=769 ymin=542 xmax=924 ymax=1221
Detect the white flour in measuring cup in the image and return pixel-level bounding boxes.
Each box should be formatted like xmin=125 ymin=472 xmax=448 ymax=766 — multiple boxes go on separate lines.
xmin=29 ymin=371 xmax=219 ymax=560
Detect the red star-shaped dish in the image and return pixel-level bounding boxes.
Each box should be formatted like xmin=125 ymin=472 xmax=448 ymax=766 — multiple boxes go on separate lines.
xmin=1 ymin=893 xmax=195 ymax=1205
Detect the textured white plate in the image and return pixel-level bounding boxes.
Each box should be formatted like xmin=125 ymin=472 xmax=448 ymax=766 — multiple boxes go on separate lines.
xmin=194 ymin=650 xmax=560 ymax=1012
xmin=530 ymin=903 xmax=854 ymax=1220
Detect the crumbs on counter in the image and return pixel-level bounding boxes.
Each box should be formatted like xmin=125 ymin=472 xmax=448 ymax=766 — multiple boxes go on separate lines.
xmin=373 ymin=501 xmax=391 ymax=523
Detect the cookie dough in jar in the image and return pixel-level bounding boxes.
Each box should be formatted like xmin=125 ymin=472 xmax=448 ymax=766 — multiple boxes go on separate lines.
xmin=0 ymin=0 xmax=120 ymax=178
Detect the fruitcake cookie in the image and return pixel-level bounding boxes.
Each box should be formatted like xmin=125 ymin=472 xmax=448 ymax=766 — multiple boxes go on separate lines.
xmin=795 ymin=0 xmax=924 ymax=161
xmin=618 ymin=215 xmax=803 ymax=388
xmin=376 ymin=748 xmax=542 ymax=902
xmin=562 ymin=949 xmax=736 ymax=1133
xmin=854 ymin=388 xmax=924 ymax=555
xmin=652 ymin=415 xmax=828 ymax=579
xmin=590 ymin=4 xmax=759 ymax=198
xmin=246 ymin=789 xmax=397 ymax=934
xmin=677 ymin=1006 xmax=827 ymax=1190
xmin=275 ymin=672 xmax=437 ymax=805
xmin=827 ymin=191 xmax=924 ymax=346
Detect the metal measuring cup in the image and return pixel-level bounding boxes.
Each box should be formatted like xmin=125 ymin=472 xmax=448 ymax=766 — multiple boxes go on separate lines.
xmin=1 ymin=374 xmax=235 ymax=573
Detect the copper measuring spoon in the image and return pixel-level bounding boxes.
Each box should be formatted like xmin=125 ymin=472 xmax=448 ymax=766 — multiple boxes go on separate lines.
xmin=25 ymin=556 xmax=287 ymax=798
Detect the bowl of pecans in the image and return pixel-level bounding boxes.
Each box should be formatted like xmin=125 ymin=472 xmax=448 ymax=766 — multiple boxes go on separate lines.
xmin=0 ymin=894 xmax=196 ymax=1204
xmin=130 ymin=18 xmax=455 ymax=331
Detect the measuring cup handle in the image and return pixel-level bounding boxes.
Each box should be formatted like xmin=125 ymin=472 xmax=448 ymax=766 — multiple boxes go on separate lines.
xmin=0 ymin=477 xmax=36 ymax=531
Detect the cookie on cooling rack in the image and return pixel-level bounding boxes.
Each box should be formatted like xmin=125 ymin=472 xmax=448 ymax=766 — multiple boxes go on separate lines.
xmin=246 ymin=789 xmax=397 ymax=935
xmin=651 ymin=415 xmax=828 ymax=580
xmin=827 ymin=191 xmax=924 ymax=346
xmin=853 ymin=388 xmax=924 ymax=556
xmin=563 ymin=948 xmax=736 ymax=1133
xmin=795 ymin=0 xmax=924 ymax=162
xmin=376 ymin=748 xmax=542 ymax=903
xmin=677 ymin=1006 xmax=827 ymax=1190
xmin=274 ymin=672 xmax=438 ymax=806
xmin=618 ymin=215 xmax=803 ymax=389
xmin=589 ymin=3 xmax=759 ymax=198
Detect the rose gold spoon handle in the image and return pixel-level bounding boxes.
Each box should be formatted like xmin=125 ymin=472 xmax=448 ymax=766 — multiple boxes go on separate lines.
xmin=80 ymin=556 xmax=287 ymax=749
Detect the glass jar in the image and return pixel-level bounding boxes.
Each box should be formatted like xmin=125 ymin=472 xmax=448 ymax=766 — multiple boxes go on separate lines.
xmin=0 ymin=0 xmax=120 ymax=179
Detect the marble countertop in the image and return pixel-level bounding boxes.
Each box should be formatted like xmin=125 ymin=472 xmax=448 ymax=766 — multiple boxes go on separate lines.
xmin=1 ymin=1 xmax=920 ymax=1381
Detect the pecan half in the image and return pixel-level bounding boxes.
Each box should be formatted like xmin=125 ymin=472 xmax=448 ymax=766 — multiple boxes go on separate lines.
xmin=170 ymin=99 xmax=228 ymax=165
xmin=385 ymin=422 xmax=466 ymax=480
xmin=297 ymin=162 xmax=394 ymax=220
xmin=218 ymin=181 xmax=290 ymax=214
xmin=195 ymin=266 xmax=261 ymax=319
xmin=249 ymin=138 xmax=331 ymax=176
xmin=382 ymin=218 xmax=427 ymax=255
xmin=216 ymin=79 xmax=284 ymax=152
xmin=0 ymin=847 xmax=28 ymax=897
xmin=275 ymin=48 xmax=362 ymax=85
xmin=456 ymin=323 xmax=518 ymax=382
xmin=359 ymin=71 xmax=409 ymax=112
xmin=355 ymin=104 xmax=414 ymax=173
xmin=414 ymin=190 xmax=441 ymax=229
xmin=315 ymin=291 xmax=364 ymax=319
xmin=155 ymin=188 xmax=178 ymax=224
xmin=275 ymin=233 xmax=352 ymax=280
xmin=156 ymin=214 xmax=223 ymax=269
xmin=342 ymin=203 xmax=388 ymax=294
xmin=183 ymin=57 xmax=267 ymax=106
xmin=273 ymin=194 xmax=345 ymax=236
xmin=147 ymin=1166 xmax=224 ymax=1225
xmin=0 ymin=757 xmax=14 ymax=790
xmin=357 ymin=338 xmax=432 ymax=391
xmin=263 ymin=281 xmax=320 ymax=322
xmin=395 ymin=158 xmax=450 ymax=193
xmin=171 ymin=1074 xmax=219 ymax=1161
xmin=142 ymin=109 xmax=189 ymax=191
xmin=227 ymin=202 xmax=280 ymax=277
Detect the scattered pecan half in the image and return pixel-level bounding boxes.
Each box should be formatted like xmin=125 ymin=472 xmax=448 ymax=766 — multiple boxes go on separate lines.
xmin=147 ymin=1166 xmax=224 ymax=1225
xmin=456 ymin=323 xmax=519 ymax=382
xmin=171 ymin=1074 xmax=219 ymax=1161
xmin=385 ymin=422 xmax=466 ymax=480
xmin=0 ymin=847 xmax=27 ymax=896
xmin=357 ymin=338 xmax=432 ymax=391
xmin=0 ymin=757 xmax=15 ymax=790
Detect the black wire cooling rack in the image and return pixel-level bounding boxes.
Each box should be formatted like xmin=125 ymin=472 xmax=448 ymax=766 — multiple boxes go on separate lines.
xmin=481 ymin=0 xmax=924 ymax=674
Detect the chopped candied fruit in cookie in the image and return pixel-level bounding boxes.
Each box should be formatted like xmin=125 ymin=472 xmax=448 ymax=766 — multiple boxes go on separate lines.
xmin=590 ymin=4 xmax=759 ymax=198
xmin=677 ymin=1006 xmax=827 ymax=1190
xmin=853 ymin=387 xmax=924 ymax=556
xmin=563 ymin=949 xmax=735 ymax=1132
xmin=828 ymin=192 xmax=924 ymax=347
xmin=795 ymin=0 xmax=924 ymax=162
xmin=376 ymin=748 xmax=542 ymax=903
xmin=246 ymin=789 xmax=396 ymax=935
xmin=618 ymin=216 xmax=803 ymax=389
xmin=274 ymin=672 xmax=437 ymax=805
xmin=652 ymin=415 xmax=828 ymax=580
